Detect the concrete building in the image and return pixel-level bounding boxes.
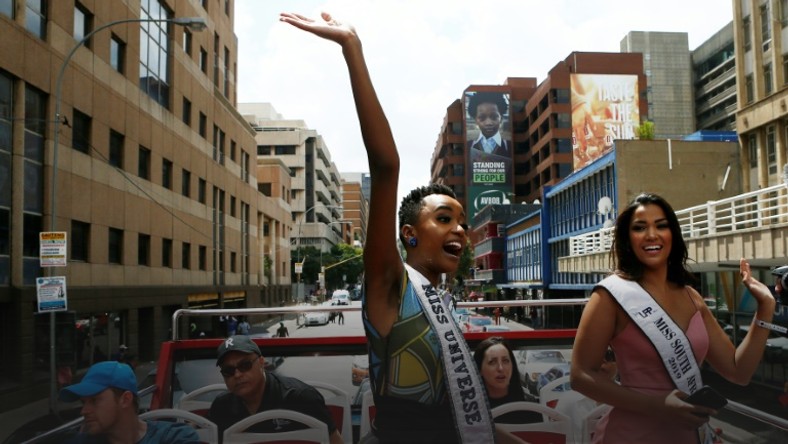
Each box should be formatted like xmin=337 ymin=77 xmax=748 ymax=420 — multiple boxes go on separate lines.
xmin=733 ymin=0 xmax=788 ymax=191
xmin=621 ymin=31 xmax=695 ymax=138
xmin=692 ymin=22 xmax=737 ymax=131
xmin=241 ymin=103 xmax=345 ymax=255
xmin=341 ymin=172 xmax=370 ymax=248
xmin=0 ymin=0 xmax=293 ymax=411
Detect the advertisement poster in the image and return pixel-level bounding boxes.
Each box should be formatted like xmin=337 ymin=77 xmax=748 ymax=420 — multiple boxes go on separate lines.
xmin=36 ymin=276 xmax=67 ymax=312
xmin=570 ymin=74 xmax=639 ymax=171
xmin=464 ymin=89 xmax=513 ymax=222
xmin=40 ymin=231 xmax=67 ymax=267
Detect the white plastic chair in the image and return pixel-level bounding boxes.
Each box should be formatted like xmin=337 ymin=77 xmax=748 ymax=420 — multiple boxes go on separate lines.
xmin=492 ymin=401 xmax=573 ymax=444
xmin=359 ymin=389 xmax=377 ymax=440
xmin=581 ymin=403 xmax=612 ymax=443
xmin=307 ymin=381 xmax=352 ymax=444
xmin=222 ymin=408 xmax=329 ymax=444
xmin=177 ymin=383 xmax=228 ymax=417
xmin=139 ymin=408 xmax=218 ymax=443
xmin=538 ymin=375 xmax=572 ymax=409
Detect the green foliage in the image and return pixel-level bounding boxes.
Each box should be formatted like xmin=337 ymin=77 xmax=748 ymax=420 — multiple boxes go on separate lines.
xmin=635 ymin=120 xmax=655 ymax=140
xmin=324 ymin=243 xmax=364 ymax=290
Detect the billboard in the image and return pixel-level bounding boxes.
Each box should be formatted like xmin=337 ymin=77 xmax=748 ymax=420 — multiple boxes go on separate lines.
xmin=571 ymin=74 xmax=639 ymax=171
xmin=464 ymin=89 xmax=513 ymax=222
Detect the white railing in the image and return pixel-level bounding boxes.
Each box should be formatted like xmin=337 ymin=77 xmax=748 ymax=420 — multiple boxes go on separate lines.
xmin=569 ymin=184 xmax=788 ymax=256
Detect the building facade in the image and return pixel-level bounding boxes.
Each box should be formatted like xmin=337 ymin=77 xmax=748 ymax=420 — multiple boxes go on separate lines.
xmin=692 ymin=22 xmax=737 ymax=131
xmin=621 ymin=31 xmax=696 ymax=138
xmin=341 ymin=172 xmax=369 ymax=248
xmin=0 ymin=0 xmax=293 ymax=412
xmin=733 ymin=0 xmax=788 ymax=191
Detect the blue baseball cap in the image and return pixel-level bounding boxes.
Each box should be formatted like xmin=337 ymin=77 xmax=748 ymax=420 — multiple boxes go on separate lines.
xmin=59 ymin=361 xmax=138 ymax=402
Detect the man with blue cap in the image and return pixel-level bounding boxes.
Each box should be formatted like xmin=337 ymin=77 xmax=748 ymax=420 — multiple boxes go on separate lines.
xmin=60 ymin=361 xmax=199 ymax=443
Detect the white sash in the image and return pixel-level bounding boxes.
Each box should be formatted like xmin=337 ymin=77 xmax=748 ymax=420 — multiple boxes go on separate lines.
xmin=404 ymin=264 xmax=496 ymax=443
xmin=598 ymin=275 xmax=702 ymax=395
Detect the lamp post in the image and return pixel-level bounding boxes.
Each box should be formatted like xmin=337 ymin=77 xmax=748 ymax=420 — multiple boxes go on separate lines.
xmin=45 ymin=15 xmax=206 ymax=414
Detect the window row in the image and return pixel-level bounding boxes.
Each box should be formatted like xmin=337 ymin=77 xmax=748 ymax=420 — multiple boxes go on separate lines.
xmin=70 ymin=221 xmax=212 ymax=270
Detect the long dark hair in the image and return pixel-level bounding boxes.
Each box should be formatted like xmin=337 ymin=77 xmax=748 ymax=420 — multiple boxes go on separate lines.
xmin=473 ymin=336 xmax=525 ymax=400
xmin=611 ymin=192 xmax=695 ymax=285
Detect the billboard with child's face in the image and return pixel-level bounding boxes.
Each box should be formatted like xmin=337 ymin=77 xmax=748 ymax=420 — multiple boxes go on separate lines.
xmin=570 ymin=74 xmax=639 ymax=171
xmin=464 ymin=89 xmax=513 ymax=222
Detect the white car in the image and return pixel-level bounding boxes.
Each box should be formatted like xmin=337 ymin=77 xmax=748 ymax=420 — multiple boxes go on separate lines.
xmin=483 ymin=325 xmax=511 ymax=333
xmin=516 ymin=349 xmax=568 ymax=396
xmin=304 ymin=311 xmax=329 ymax=326
xmin=331 ymin=289 xmax=350 ymax=305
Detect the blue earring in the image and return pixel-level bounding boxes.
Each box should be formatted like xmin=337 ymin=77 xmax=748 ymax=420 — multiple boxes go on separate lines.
xmin=409 ymin=237 xmax=418 ymax=247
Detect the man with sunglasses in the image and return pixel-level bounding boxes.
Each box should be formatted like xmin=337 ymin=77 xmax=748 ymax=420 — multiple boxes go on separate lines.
xmin=209 ymin=335 xmax=342 ymax=443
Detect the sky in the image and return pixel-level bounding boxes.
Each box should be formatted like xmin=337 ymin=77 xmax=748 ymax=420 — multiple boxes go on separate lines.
xmin=234 ymin=0 xmax=733 ymax=202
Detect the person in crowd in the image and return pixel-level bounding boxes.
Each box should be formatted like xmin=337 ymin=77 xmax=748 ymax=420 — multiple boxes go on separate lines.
xmin=110 ymin=344 xmax=128 ymax=363
xmin=474 ymin=337 xmax=542 ymax=424
xmin=60 ymin=361 xmax=199 ymax=443
xmin=237 ymin=317 xmax=251 ymax=335
xmin=279 ymin=11 xmax=498 ymax=444
xmin=571 ymin=192 xmax=776 ymax=443
xmin=276 ymin=322 xmax=289 ymax=338
xmin=209 ymin=335 xmax=342 ymax=443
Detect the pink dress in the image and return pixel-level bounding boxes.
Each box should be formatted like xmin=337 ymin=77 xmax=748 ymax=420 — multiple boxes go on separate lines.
xmin=593 ymin=303 xmax=709 ymax=444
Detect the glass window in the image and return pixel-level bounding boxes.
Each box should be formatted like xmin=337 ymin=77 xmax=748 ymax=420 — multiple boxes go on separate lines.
xmin=108 ymin=227 xmax=123 ymax=264
xmin=183 ymin=28 xmax=192 ymax=56
xmin=743 ymin=16 xmax=752 ymax=51
xmin=138 ymin=146 xmax=150 ymax=180
xmin=761 ymin=4 xmax=772 ymax=50
xmin=162 ymin=238 xmax=172 ymax=267
xmin=767 ymin=126 xmax=777 ymax=174
xmin=71 ymin=220 xmax=90 ymax=262
xmin=230 ymin=140 xmax=236 ymax=161
xmin=230 ymin=195 xmax=236 ymax=217
xmin=182 ymin=97 xmax=191 ymax=125
xmin=24 ymin=86 xmax=45 ymax=218
xmin=556 ymin=113 xmax=570 ymax=128
xmin=199 ymin=47 xmax=207 ymax=73
xmin=110 ymin=35 xmax=125 ymax=73
xmin=748 ymin=134 xmax=758 ymax=168
xmin=25 ymin=0 xmax=46 ymax=40
xmin=182 ymin=242 xmax=191 ymax=269
xmin=0 ymin=72 xmax=11 ymax=216
xmin=764 ymin=63 xmax=773 ymax=95
xmin=0 ymin=0 xmax=13 ymax=18
xmin=745 ymin=74 xmax=754 ymax=103
xmin=198 ymin=178 xmax=206 ymax=203
xmin=199 ymin=112 xmax=206 ymax=138
xmin=138 ymin=233 xmax=150 ymax=266
xmin=199 ymin=245 xmax=206 ymax=270
xmin=23 ymin=213 xmax=41 ymax=284
xmin=162 ymin=158 xmax=172 ymax=189
xmin=783 ymin=0 xmax=788 ymax=25
xmin=109 ymin=129 xmax=124 ymax=168
xmin=181 ymin=169 xmax=191 ymax=197
xmin=74 ymin=3 xmax=92 ymax=46
xmin=72 ymin=109 xmax=91 ymax=154
xmin=139 ymin=0 xmax=172 ymax=108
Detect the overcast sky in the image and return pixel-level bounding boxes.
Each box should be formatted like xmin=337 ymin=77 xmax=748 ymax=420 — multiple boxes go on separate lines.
xmin=234 ymin=0 xmax=733 ymax=202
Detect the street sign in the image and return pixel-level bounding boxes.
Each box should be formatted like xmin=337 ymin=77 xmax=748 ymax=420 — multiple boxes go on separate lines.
xmin=36 ymin=276 xmax=67 ymax=312
xmin=295 ymin=261 xmax=303 ymax=274
xmin=40 ymin=231 xmax=67 ymax=267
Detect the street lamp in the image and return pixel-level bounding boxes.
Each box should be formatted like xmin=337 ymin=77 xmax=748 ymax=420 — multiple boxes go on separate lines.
xmin=45 ymin=15 xmax=206 ymax=415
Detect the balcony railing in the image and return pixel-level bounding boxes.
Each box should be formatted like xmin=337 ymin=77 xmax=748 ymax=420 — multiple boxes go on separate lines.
xmin=569 ymin=183 xmax=788 ymax=256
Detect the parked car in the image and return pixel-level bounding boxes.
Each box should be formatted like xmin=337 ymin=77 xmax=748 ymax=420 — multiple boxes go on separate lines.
xmin=304 ymin=310 xmax=330 ymax=326
xmin=536 ymin=363 xmax=571 ymax=394
xmin=331 ymin=289 xmax=350 ymax=305
xmin=462 ymin=315 xmax=493 ymax=333
xmin=516 ymin=349 xmax=568 ymax=396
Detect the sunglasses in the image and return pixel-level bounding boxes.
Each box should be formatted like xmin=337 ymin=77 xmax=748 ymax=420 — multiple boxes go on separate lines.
xmin=219 ymin=357 xmax=257 ymax=377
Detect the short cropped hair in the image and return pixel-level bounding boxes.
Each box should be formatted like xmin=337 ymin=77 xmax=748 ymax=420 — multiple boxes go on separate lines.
xmin=467 ymin=92 xmax=508 ymax=119
xmin=398 ymin=184 xmax=457 ymax=246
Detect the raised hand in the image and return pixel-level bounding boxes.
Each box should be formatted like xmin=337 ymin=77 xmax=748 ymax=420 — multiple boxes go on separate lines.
xmin=279 ymin=12 xmax=357 ymax=46
xmin=739 ymin=258 xmax=776 ymax=309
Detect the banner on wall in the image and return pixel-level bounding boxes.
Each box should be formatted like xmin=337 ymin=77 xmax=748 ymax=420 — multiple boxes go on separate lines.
xmin=464 ymin=89 xmax=513 ymax=222
xmin=570 ymin=74 xmax=639 ymax=171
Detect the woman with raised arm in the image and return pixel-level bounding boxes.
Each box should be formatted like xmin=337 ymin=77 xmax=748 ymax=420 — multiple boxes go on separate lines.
xmin=571 ymin=192 xmax=776 ymax=443
xmin=280 ymin=12 xmax=498 ymax=444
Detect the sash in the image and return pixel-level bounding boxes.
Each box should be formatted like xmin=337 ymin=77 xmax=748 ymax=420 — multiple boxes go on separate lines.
xmin=598 ymin=275 xmax=702 ymax=395
xmin=404 ymin=264 xmax=496 ymax=443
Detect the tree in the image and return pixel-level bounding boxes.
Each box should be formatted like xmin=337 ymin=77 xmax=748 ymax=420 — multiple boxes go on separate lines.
xmin=635 ymin=120 xmax=655 ymax=140
xmin=453 ymin=241 xmax=475 ymax=294
xmin=324 ymin=243 xmax=363 ymax=290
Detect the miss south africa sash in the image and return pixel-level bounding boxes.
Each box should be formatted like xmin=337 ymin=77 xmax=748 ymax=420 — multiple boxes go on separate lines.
xmin=598 ymin=275 xmax=718 ymax=444
xmin=404 ymin=264 xmax=496 ymax=443
xmin=597 ymin=275 xmax=702 ymax=395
